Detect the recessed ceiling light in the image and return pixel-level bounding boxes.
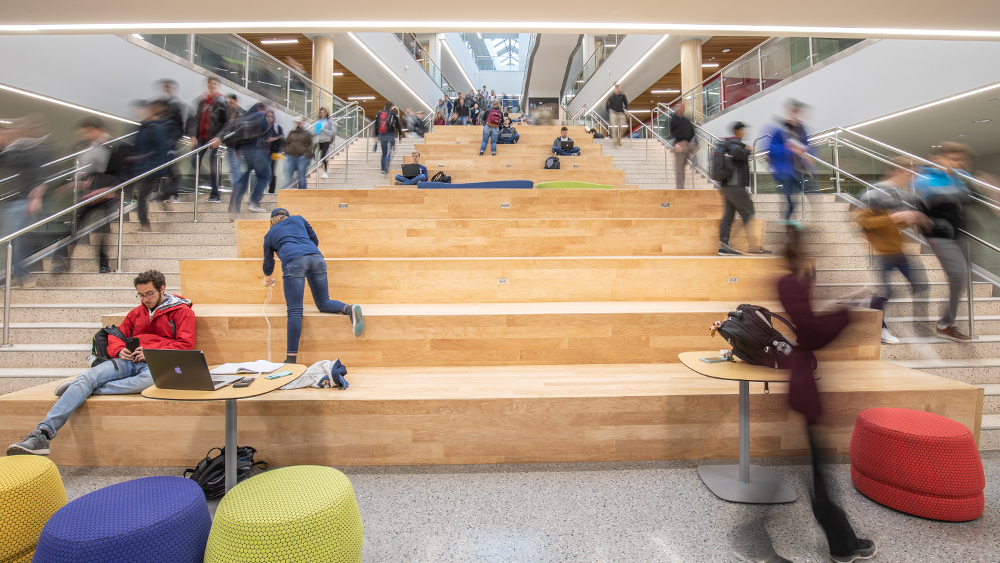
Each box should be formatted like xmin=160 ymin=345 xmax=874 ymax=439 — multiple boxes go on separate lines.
xmin=958 ymin=134 xmax=966 ymax=137
xmin=990 ymin=99 xmax=998 ymax=102
xmin=332 ymin=72 xmax=343 ymax=76
xmin=702 ymin=63 xmax=719 ymax=68
xmin=651 ymin=89 xmax=680 ymax=94
xmin=348 ymin=96 xmax=375 ymax=100
xmin=261 ymin=39 xmax=298 ymax=44
xmin=722 ymin=48 xmax=731 ymax=53
xmin=974 ymin=119 xmax=992 ymax=123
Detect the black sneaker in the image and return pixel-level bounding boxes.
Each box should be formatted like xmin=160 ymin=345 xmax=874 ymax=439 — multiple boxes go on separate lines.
xmin=831 ymin=539 xmax=877 ymax=562
xmin=7 ymin=429 xmax=50 ymax=456
xmin=100 ymin=266 xmax=112 ymax=273
xmin=747 ymin=248 xmax=774 ymax=255
xmin=718 ymin=242 xmax=743 ymax=256
xmin=206 ymin=196 xmax=222 ymax=203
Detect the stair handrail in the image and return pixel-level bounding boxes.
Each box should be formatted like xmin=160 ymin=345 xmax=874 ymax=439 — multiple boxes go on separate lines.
xmin=1 ymin=132 xmax=233 ymax=347
xmin=562 ymin=34 xmax=627 ymax=107
xmin=294 ymin=114 xmax=377 ymax=190
xmin=0 ymin=131 xmax=139 ymax=191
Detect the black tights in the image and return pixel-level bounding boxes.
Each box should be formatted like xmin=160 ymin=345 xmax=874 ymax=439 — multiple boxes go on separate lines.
xmin=807 ymin=427 xmax=863 ymax=557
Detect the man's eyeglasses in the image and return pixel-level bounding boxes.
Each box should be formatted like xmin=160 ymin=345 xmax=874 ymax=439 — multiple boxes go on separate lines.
xmin=136 ymin=291 xmax=159 ymax=300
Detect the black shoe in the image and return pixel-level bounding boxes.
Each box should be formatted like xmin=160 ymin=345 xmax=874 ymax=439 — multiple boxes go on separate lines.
xmin=99 ymin=266 xmax=112 ymax=274
xmin=479 ymin=152 xmax=484 ymax=156
xmin=831 ymin=539 xmax=877 ymax=562
xmin=206 ymin=196 xmax=222 ymax=203
xmin=718 ymin=242 xmax=743 ymax=256
xmin=746 ymin=248 xmax=774 ymax=255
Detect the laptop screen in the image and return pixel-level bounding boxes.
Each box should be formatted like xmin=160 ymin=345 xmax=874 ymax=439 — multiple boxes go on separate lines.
xmin=401 ymin=163 xmax=421 ymax=179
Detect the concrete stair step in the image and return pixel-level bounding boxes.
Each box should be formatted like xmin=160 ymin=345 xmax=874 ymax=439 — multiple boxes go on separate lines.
xmin=884 ymin=297 xmax=1000 ymax=317
xmin=112 ymin=232 xmax=236 ymax=246
xmin=765 ymin=231 xmax=866 ymax=244
xmin=2 ymin=287 xmax=180 ymax=305
xmin=109 ymin=221 xmax=236 ymax=234
xmin=764 ymin=222 xmax=854 ymax=234
xmin=978 ymin=384 xmax=1000 ymax=414
xmin=0 ymin=344 xmax=92 ymax=369
xmin=62 ymin=244 xmax=235 ymax=260
xmin=884 ymin=317 xmax=986 ymax=338
xmin=817 ymin=268 xmax=949 ymax=284
xmin=176 ymin=193 xmax=278 ymax=203
xmin=753 ymin=194 xmax=838 ymax=203
xmin=0 ymin=367 xmax=83 ymax=379
xmin=141 ymin=210 xmax=272 ymax=222
xmin=26 ymin=272 xmax=180 ymax=287
xmin=889 ymin=358 xmax=1000 ymax=385
xmin=6 ymin=304 xmax=132 ymax=323
xmin=881 ymin=334 xmax=1000 ymax=361
xmin=0 ymin=323 xmax=99 ymax=345
xmin=814 ymin=281 xmax=992 ymax=300
xmin=39 ymin=258 xmax=181 ymax=273
xmin=982 ymin=421 xmax=1000 ymax=450
xmin=814 ymin=255 xmax=943 ymax=270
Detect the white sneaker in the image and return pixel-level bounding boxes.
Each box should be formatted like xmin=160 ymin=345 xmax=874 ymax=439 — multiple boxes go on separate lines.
xmin=881 ymin=328 xmax=899 ymax=344
xmin=321 ymin=172 xmax=329 ymax=179
xmin=247 ymin=202 xmax=267 ymax=213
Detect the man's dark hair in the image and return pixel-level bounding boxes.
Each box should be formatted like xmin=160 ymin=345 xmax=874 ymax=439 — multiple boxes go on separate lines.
xmin=383 ymin=101 xmax=393 ymax=112
xmin=561 ymin=126 xmax=568 ymax=132
xmin=786 ymin=98 xmax=808 ymax=110
xmin=227 ymin=93 xmax=239 ymax=101
xmin=158 ymin=78 xmax=178 ymax=88
xmin=134 ymin=270 xmax=167 ymax=290
xmin=732 ymin=121 xmax=745 ymax=133
xmin=78 ymin=116 xmax=107 ymax=130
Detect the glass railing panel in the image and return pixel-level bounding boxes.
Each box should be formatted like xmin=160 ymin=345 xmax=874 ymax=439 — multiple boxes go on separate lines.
xmin=811 ymin=38 xmax=864 ymax=65
xmin=288 ymin=74 xmax=311 ymax=117
xmin=720 ymin=53 xmax=762 ymax=109
xmin=247 ymin=50 xmax=289 ymax=107
xmin=136 ymin=34 xmax=190 ymax=60
xmin=194 ymin=35 xmax=248 ymax=87
xmin=966 ymin=199 xmax=1000 ymax=280
xmin=702 ymin=77 xmax=722 ymax=120
xmin=759 ymin=37 xmax=811 ymax=87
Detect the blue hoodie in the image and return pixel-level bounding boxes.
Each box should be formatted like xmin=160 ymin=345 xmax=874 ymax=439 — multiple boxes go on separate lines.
xmin=262 ymin=215 xmax=321 ymax=276
xmin=766 ymin=120 xmax=810 ymax=181
xmin=913 ymin=166 xmax=969 ymax=239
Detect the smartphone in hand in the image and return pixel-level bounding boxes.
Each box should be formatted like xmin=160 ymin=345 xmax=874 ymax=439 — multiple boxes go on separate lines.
xmin=125 ymin=338 xmax=140 ymax=353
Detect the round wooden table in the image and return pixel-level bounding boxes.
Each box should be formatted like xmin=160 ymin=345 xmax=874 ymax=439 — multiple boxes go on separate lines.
xmin=678 ymin=351 xmax=808 ymax=504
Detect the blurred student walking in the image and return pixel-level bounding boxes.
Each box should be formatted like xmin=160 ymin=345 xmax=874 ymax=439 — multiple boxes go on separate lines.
xmin=717 ymin=122 xmax=768 ymax=256
xmin=186 ymin=77 xmax=229 ymax=203
xmin=766 ymin=100 xmax=812 ymax=222
xmin=669 ymin=102 xmax=696 ymax=190
xmin=284 ymin=117 xmax=313 ymax=190
xmin=374 ymin=102 xmax=402 ymax=174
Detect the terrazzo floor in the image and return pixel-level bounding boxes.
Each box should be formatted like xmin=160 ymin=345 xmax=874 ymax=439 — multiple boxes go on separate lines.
xmin=58 ymin=453 xmax=1000 ymax=563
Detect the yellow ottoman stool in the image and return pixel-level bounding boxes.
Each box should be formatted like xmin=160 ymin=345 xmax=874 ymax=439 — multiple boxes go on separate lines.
xmin=0 ymin=456 xmax=67 ymax=563
xmin=205 ymin=466 xmax=363 ymax=563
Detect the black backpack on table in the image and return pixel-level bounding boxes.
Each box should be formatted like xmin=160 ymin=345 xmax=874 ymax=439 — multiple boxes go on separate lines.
xmin=712 ymin=304 xmax=803 ymax=369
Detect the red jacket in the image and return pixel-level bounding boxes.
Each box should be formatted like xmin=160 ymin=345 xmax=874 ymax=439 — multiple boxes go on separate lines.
xmin=108 ymin=294 xmax=196 ymax=359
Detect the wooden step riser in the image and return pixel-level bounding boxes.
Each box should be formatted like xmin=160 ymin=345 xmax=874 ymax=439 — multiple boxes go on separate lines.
xmin=234 ymin=219 xmax=766 ymax=259
xmin=414 ymin=144 xmax=603 ymax=156
xmin=102 ymin=308 xmax=881 ymax=368
xmin=180 ymin=258 xmax=786 ymax=305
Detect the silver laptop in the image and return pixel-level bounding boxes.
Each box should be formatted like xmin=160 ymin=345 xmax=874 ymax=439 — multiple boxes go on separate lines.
xmin=144 ymin=349 xmax=241 ymax=391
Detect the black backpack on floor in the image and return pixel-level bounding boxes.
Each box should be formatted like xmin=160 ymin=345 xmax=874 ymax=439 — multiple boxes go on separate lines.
xmin=712 ymin=304 xmax=801 ymax=369
xmin=431 ymin=171 xmax=452 ymax=183
xmin=90 ymin=325 xmax=127 ymax=367
xmin=544 ymin=156 xmax=560 ymax=169
xmin=184 ymin=446 xmax=268 ymax=499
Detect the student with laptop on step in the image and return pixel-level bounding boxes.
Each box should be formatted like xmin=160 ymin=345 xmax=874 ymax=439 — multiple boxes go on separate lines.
xmin=7 ymin=270 xmax=196 ymax=457
xmin=395 ymin=151 xmax=428 ymax=185
xmin=552 ymin=127 xmax=581 ymax=156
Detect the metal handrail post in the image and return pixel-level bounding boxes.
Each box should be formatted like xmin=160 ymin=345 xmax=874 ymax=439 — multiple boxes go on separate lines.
xmin=800 ymin=179 xmax=806 ymax=221
xmin=833 ymin=132 xmax=842 ymax=193
xmin=116 ymin=189 xmax=126 ymax=273
xmin=344 ymin=139 xmax=350 ymax=183
xmin=71 ymin=157 xmax=81 ymax=236
xmin=193 ymin=152 xmax=200 ymax=222
xmin=967 ymin=237 xmax=976 ymax=338
xmin=757 ymin=48 xmax=764 ymax=92
xmin=2 ymin=241 xmax=12 ymax=347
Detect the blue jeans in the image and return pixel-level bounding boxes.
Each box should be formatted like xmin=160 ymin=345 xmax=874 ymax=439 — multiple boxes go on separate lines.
xmin=285 ymin=155 xmax=311 ymax=189
xmin=498 ymin=134 xmax=519 ymax=144
xmin=0 ymin=200 xmax=31 ymax=280
xmin=480 ymin=125 xmax=499 ymax=154
xmin=225 ymin=146 xmax=242 ymax=192
xmin=553 ymin=147 xmax=580 ymax=156
xmin=378 ymin=133 xmax=395 ymax=173
xmin=39 ymin=360 xmax=152 ymax=438
xmin=395 ymin=173 xmax=427 ymax=185
xmin=231 ymin=146 xmax=271 ymax=212
xmin=456 ymin=116 xmax=468 ymax=125
xmin=282 ymin=254 xmax=349 ymax=355
xmin=779 ymin=175 xmax=803 ymax=221
xmin=192 ymin=139 xmax=220 ymax=197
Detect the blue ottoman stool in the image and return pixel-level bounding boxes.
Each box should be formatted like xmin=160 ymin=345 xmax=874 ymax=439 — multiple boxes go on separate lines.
xmin=32 ymin=476 xmax=211 ymax=563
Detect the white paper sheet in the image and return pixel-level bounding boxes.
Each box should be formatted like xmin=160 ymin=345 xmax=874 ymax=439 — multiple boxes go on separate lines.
xmin=209 ymin=360 xmax=286 ymax=375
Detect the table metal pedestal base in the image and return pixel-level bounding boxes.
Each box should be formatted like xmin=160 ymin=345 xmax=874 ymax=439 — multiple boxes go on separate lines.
xmin=698 ymin=464 xmax=797 ymax=504
xmin=225 ymin=399 xmax=237 ymax=493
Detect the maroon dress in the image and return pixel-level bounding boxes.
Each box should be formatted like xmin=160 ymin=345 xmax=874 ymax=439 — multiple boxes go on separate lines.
xmin=777 ymin=272 xmax=850 ymax=424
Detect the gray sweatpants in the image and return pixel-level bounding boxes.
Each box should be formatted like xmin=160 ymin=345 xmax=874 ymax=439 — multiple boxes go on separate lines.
xmin=927 ymin=236 xmax=968 ymax=328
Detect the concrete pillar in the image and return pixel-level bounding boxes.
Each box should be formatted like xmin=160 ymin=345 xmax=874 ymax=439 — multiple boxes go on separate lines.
xmin=581 ymin=34 xmax=594 ymax=63
xmin=680 ymin=39 xmax=702 ymax=95
xmin=313 ymin=35 xmax=335 ymax=112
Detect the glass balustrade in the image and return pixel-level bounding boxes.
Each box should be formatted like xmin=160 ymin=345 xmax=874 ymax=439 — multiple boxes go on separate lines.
xmin=561 ymin=34 xmax=627 ymax=107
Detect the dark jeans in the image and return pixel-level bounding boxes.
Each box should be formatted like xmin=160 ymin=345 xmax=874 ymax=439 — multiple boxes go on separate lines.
xmin=268 ymin=156 xmax=279 ymax=193
xmin=780 ymin=175 xmax=803 ymax=221
xmin=136 ymin=176 xmax=165 ymax=227
xmin=379 ymin=134 xmax=395 ymax=173
xmin=230 ymin=147 xmax=271 ymax=213
xmin=0 ymin=200 xmax=31 ymax=280
xmin=395 ymin=173 xmax=427 ymax=185
xmin=807 ymin=427 xmax=864 ymax=558
xmin=317 ymin=142 xmax=331 ymax=172
xmin=719 ymin=185 xmax=755 ymax=245
xmin=282 ymin=254 xmax=349 ymax=355
xmin=286 ymin=156 xmax=310 ymax=189
xmin=192 ymin=139 xmax=220 ymax=197
xmin=553 ymin=147 xmax=580 ymax=156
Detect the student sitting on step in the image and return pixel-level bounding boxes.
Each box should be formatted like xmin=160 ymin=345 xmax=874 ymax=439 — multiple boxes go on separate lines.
xmin=395 ymin=151 xmax=428 ymax=185
xmin=7 ymin=270 xmax=195 ymax=457
xmin=552 ymin=127 xmax=581 ymax=156
xmin=498 ymin=117 xmax=519 ymax=144
xmin=263 ymin=208 xmax=365 ymax=366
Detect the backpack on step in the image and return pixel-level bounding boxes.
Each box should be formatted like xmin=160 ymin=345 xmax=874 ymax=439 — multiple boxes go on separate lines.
xmin=711 ymin=304 xmax=803 ymax=369
xmin=431 ymin=171 xmax=452 ymax=183
xmin=184 ymin=446 xmax=267 ymax=499
xmin=90 ymin=325 xmax=127 ymax=367
xmin=544 ymin=156 xmax=560 ymax=170
xmin=709 ymin=141 xmax=734 ymax=183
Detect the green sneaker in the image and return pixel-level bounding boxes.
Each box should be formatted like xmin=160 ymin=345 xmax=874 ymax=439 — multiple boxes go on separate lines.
xmin=7 ymin=429 xmax=51 ymax=456
xmin=350 ymin=304 xmax=365 ymax=337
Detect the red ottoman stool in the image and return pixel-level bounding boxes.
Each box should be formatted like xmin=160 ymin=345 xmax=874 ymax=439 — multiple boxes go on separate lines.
xmin=850 ymin=407 xmax=984 ymax=522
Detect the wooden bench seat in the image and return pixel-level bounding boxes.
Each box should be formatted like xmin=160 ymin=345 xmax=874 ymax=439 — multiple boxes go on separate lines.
xmin=413 ymin=144 xmax=603 ymax=156
xmin=103 ymin=301 xmax=881 ymax=367
xmin=1 ymin=361 xmax=977 ymax=466
xmin=233 ymin=218 xmax=765 ymax=258
xmin=403 ymin=155 xmax=615 ymax=170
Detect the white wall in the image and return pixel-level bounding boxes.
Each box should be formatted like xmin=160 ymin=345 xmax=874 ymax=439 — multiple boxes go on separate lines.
xmin=700 ymin=39 xmax=1000 ymax=139
xmin=480 ymin=72 xmax=525 ymax=97
xmin=441 ymin=33 xmax=480 ymax=93
xmin=0 ymin=34 xmax=299 ymax=132
xmin=333 ymin=33 xmax=444 ymax=114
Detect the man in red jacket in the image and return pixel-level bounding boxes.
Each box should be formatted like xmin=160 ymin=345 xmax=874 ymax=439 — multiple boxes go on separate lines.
xmin=7 ymin=270 xmax=195 ymax=456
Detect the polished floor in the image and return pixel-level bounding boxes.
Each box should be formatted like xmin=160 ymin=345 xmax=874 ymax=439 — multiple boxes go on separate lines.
xmin=58 ymin=453 xmax=999 ymax=563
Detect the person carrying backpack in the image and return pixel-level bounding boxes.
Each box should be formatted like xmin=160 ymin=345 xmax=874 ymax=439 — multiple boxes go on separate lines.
xmin=716 ymin=122 xmax=769 ymax=256
xmin=374 ymin=102 xmax=402 ymax=174
xmin=480 ymin=101 xmax=503 ymax=156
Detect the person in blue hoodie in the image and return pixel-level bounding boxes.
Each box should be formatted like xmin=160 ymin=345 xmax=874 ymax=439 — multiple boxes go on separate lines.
xmin=394 ymin=150 xmax=427 ymax=185
xmin=263 ymin=208 xmax=365 ymax=364
xmin=766 ymin=99 xmax=813 ymax=222
xmin=913 ymin=142 xmax=974 ymax=342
